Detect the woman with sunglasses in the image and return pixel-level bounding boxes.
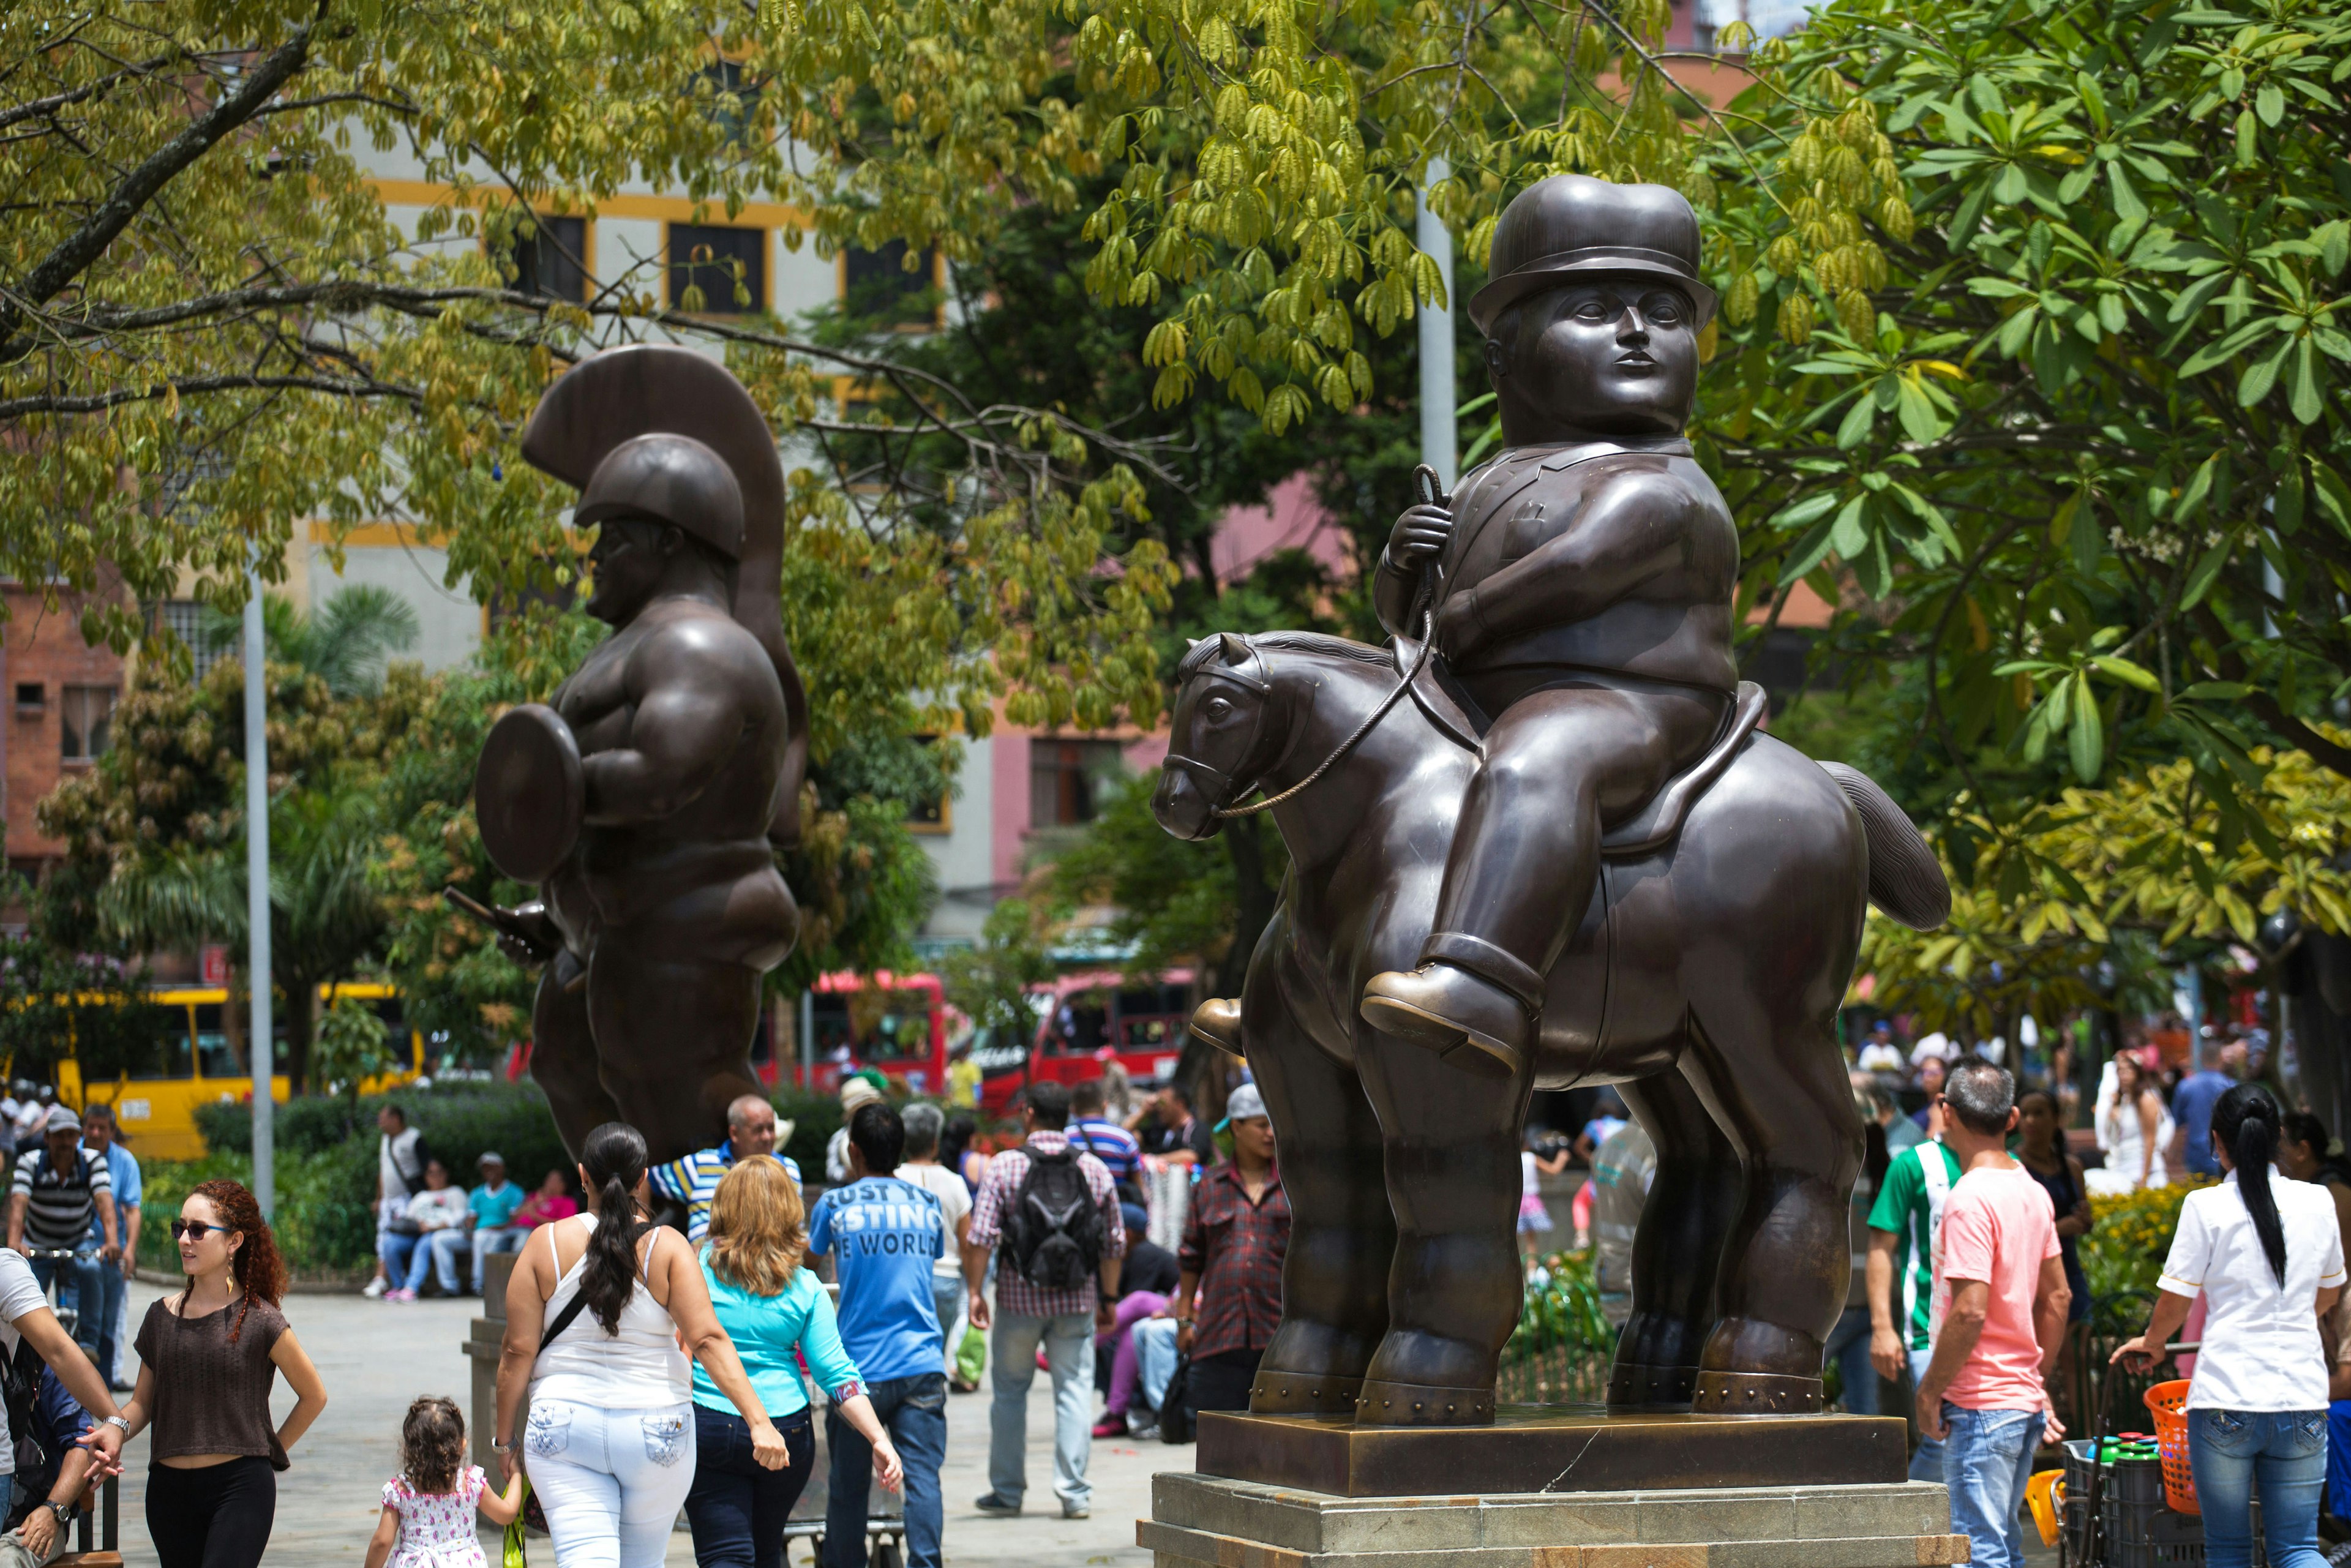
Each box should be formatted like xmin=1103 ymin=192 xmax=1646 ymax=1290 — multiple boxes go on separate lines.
xmin=113 ymin=1179 xmax=329 ymax=1568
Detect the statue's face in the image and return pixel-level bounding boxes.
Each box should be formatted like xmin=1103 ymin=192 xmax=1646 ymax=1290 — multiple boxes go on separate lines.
xmin=1488 ymin=279 xmax=1698 ymax=436
xmin=582 ymin=517 xmax=672 ymax=626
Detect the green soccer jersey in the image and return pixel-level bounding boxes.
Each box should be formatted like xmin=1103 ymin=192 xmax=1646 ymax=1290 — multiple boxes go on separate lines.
xmin=1865 ymin=1138 xmax=1963 ymax=1350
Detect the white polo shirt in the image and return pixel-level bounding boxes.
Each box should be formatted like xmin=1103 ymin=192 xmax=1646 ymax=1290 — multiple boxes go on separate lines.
xmin=0 ymin=1249 xmax=53 ymax=1474
xmin=2158 ymin=1170 xmax=2347 ymax=1411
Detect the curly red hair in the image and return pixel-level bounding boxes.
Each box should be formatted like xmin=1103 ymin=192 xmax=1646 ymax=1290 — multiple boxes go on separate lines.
xmin=187 ymin=1179 xmax=287 ymax=1341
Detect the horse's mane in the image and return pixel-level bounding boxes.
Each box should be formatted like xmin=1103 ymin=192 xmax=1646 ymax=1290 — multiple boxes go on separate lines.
xmin=1252 ymin=631 xmax=1392 ymax=666
xmin=1179 ymin=631 xmax=1390 ymax=681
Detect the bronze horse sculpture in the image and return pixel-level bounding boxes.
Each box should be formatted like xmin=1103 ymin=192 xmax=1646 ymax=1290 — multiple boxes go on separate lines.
xmin=1153 ymin=631 xmax=1948 ymax=1425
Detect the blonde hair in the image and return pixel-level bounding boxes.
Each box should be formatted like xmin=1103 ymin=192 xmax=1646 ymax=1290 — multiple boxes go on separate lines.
xmin=705 ymin=1155 xmax=806 ymax=1296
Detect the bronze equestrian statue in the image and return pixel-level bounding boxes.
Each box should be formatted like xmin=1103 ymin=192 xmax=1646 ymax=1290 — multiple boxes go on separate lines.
xmin=466 ymin=345 xmax=808 ymax=1167
xmin=1157 ymin=176 xmax=1949 ymax=1425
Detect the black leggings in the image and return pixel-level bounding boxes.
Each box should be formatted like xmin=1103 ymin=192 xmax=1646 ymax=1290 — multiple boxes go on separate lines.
xmin=146 ymin=1456 xmax=276 ymax=1568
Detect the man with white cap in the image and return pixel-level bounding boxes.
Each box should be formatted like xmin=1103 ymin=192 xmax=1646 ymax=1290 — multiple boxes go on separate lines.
xmin=6 ymin=1106 xmax=116 ymax=1358
xmin=825 ymin=1075 xmax=884 ymax=1184
xmin=1168 ymin=1081 xmax=1289 ymax=1419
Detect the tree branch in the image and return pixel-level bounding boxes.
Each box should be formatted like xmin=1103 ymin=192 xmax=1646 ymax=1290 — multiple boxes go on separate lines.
xmin=0 ymin=21 xmax=318 ymax=362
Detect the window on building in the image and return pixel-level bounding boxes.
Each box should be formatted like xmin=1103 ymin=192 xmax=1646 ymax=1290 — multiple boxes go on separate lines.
xmin=1029 ymin=738 xmax=1125 ymax=828
xmin=669 ymin=223 xmax=766 ymax=315
xmin=842 ymin=238 xmax=939 ymax=327
xmin=12 ymin=683 xmax=42 ymax=713
xmin=906 ymin=733 xmax=948 ymax=831
xmin=505 ymin=214 xmax=588 ymax=302
xmin=152 ymin=599 xmax=227 ymax=680
xmin=59 ymin=685 xmax=116 ymax=763
xmin=697 ymin=59 xmax=759 ymax=145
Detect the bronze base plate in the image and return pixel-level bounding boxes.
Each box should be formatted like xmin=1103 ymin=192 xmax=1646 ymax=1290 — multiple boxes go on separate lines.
xmin=1196 ymin=1405 xmax=1908 ymax=1498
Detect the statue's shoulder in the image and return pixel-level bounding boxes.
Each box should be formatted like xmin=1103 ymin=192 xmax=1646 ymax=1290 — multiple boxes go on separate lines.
xmin=626 ymin=602 xmax=783 ymax=690
xmin=1575 ymin=452 xmax=1730 ymax=530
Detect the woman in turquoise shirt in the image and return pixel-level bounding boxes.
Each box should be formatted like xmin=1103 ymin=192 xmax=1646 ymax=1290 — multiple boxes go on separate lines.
xmin=687 ymin=1157 xmax=904 ymax=1568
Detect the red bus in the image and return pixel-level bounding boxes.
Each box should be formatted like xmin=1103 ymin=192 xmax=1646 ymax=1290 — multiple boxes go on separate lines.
xmin=790 ymin=971 xmax=950 ymax=1097
xmin=978 ymin=968 xmax=1197 ymax=1109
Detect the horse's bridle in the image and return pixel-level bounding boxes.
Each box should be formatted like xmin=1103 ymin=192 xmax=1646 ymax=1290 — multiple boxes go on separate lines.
xmin=1161 ymin=643 xmax=1283 ymax=824
xmin=1172 ymin=465 xmax=1452 ymax=822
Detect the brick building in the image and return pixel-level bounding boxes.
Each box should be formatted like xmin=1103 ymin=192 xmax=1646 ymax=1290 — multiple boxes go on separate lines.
xmin=1 ymin=578 xmax=132 ymax=884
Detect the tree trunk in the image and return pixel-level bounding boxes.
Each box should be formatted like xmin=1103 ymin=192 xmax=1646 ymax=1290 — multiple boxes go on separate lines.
xmin=282 ymin=975 xmax=314 ymax=1095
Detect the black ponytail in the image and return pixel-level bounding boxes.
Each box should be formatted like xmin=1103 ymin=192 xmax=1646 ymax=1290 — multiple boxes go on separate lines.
xmin=579 ymin=1121 xmax=652 ymax=1334
xmin=2214 ymin=1084 xmax=2287 ymax=1288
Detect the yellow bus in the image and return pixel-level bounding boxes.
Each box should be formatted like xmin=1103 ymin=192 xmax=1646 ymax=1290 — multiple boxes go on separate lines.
xmin=58 ymin=982 xmax=427 ymax=1160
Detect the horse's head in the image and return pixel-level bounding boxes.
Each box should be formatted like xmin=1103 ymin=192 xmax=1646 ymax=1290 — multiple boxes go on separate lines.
xmin=1155 ymin=632 xmax=1281 ymax=841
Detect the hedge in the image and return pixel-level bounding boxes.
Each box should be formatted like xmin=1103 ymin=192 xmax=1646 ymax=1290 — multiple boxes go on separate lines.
xmin=158 ymin=1081 xmax=868 ymax=1275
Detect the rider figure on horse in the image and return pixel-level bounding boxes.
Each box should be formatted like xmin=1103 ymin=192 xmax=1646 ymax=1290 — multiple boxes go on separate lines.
xmin=1352 ymin=175 xmax=1742 ymax=1079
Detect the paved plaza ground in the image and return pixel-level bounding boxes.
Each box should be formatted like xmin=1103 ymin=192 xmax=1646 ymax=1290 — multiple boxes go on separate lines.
xmin=107 ymin=1275 xmax=1166 ymax=1567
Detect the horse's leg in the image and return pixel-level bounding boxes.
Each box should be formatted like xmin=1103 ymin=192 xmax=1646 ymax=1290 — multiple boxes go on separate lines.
xmin=1678 ymin=1003 xmax=1863 ymax=1414
xmin=1246 ymin=953 xmax=1395 ymax=1416
xmin=1351 ymin=1025 xmax=1528 ymax=1427
xmin=1607 ymin=1065 xmax=1742 ymax=1409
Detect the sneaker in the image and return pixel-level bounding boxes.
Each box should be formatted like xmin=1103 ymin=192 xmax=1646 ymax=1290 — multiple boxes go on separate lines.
xmin=1062 ymin=1501 xmax=1092 ymax=1520
xmin=362 ymin=1277 xmax=389 ymax=1299
xmin=1130 ymin=1421 xmax=1160 ymax=1442
xmin=389 ymin=1288 xmax=418 ymax=1302
xmin=973 ymin=1493 xmax=1021 ymax=1517
xmin=1092 ymin=1414 xmax=1127 ymax=1438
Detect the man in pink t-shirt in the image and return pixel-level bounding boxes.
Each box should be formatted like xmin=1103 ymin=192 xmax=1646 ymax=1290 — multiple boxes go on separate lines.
xmin=1913 ymin=1058 xmax=2070 ymax=1568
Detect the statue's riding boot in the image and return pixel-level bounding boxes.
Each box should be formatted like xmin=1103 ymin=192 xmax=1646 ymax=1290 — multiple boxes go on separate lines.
xmin=1358 ymin=953 xmax=1534 ymax=1079
xmin=1188 ymin=997 xmax=1243 ymax=1058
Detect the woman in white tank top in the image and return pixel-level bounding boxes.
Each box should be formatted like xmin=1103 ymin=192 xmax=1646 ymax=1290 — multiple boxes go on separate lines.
xmin=493 ymin=1123 xmax=788 ymax=1567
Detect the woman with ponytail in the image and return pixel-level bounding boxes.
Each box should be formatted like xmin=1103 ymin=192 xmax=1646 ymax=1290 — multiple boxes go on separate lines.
xmin=2113 ymin=1084 xmax=2347 ymax=1568
xmin=115 ymin=1177 xmax=329 ymax=1568
xmin=494 ymin=1122 xmax=787 ymax=1566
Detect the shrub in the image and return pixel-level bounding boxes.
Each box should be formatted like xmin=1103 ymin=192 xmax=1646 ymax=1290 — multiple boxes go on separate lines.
xmin=2081 ymin=1180 xmax=2213 ymax=1299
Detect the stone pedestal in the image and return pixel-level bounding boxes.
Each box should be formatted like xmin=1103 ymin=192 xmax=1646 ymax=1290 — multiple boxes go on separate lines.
xmin=1139 ymin=1471 xmax=1967 ymax=1568
xmin=462 ymin=1251 xmax=518 ymax=1472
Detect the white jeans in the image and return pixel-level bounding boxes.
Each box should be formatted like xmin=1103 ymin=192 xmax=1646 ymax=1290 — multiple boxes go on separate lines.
xmin=523 ymin=1398 xmax=696 ymax=1567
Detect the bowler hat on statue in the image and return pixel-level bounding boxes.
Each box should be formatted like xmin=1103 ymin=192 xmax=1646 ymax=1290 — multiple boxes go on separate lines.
xmin=573 ymin=432 xmax=746 ymax=561
xmin=1468 ymin=174 xmax=1717 ymax=336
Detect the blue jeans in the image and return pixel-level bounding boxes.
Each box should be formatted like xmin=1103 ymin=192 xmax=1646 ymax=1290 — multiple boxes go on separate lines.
xmin=2190 ymin=1408 xmax=2328 ymax=1568
xmin=683 ymin=1404 xmax=815 ymax=1568
xmin=1134 ymin=1317 xmax=1180 ymax=1414
xmin=1824 ymin=1306 xmax=1877 ymax=1416
xmin=91 ymin=1251 xmax=127 ymax=1383
xmin=1907 ymin=1345 xmax=1944 ymax=1481
xmin=1941 ymin=1404 xmax=2043 ymax=1568
xmin=380 ymin=1231 xmax=423 ymax=1289
xmin=989 ymin=1311 xmax=1095 ymax=1511
xmin=827 ymin=1373 xmax=947 ymax=1568
xmin=28 ymin=1251 xmax=102 ymax=1352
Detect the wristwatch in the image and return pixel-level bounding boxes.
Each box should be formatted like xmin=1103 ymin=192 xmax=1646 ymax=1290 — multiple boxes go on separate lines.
xmin=42 ymin=1500 xmax=70 ymax=1527
xmin=100 ymin=1414 xmax=130 ymax=1435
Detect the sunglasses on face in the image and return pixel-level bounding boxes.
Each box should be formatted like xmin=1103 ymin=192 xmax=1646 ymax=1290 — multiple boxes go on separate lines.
xmin=169 ymin=1220 xmax=227 ymax=1241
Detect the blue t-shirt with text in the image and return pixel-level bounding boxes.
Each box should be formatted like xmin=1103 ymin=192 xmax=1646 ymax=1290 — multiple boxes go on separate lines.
xmin=807 ymin=1175 xmax=946 ymax=1384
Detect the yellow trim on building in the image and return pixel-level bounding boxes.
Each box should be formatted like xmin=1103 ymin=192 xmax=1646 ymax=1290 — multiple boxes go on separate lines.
xmin=368 ymin=178 xmax=806 ymax=231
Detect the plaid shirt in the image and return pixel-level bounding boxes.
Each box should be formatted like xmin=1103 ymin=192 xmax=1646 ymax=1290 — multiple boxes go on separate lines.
xmin=967 ymin=1131 xmax=1127 ymax=1320
xmin=1180 ymin=1162 xmax=1289 ymax=1360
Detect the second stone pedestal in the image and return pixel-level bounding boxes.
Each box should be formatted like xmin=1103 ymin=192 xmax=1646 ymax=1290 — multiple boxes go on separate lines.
xmin=1139 ymin=1471 xmax=1966 ymax=1568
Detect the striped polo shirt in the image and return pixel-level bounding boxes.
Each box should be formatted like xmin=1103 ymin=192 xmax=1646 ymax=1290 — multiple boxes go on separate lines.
xmin=12 ymin=1148 xmax=110 ymax=1251
xmin=651 ymin=1141 xmax=803 ymax=1242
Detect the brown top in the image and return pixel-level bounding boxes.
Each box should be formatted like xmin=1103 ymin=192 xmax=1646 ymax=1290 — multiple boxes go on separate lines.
xmin=133 ymin=1294 xmax=290 ymax=1469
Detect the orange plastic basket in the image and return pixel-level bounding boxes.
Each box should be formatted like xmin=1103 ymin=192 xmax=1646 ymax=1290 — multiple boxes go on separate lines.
xmin=2145 ymin=1379 xmax=2199 ymax=1515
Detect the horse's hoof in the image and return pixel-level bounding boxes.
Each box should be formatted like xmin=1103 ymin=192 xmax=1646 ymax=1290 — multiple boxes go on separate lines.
xmin=1248 ymin=1370 xmax=1363 ymax=1416
xmin=1689 ymin=1370 xmax=1826 ymax=1415
xmin=1190 ymin=997 xmax=1244 ymax=1058
xmin=1605 ymin=1362 xmax=1698 ymax=1409
xmin=1352 ymin=1378 xmax=1497 ymax=1427
xmin=1359 ymin=964 xmax=1526 ymax=1078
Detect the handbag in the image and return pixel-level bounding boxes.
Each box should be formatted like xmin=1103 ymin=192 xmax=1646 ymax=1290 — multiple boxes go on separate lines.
xmin=503 ymin=1489 xmax=531 ymax=1568
xmin=517 ymin=1288 xmax=593 ymax=1536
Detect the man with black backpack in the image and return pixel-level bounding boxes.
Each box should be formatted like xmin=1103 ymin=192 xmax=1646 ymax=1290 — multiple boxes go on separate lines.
xmin=962 ymin=1081 xmax=1125 ymax=1520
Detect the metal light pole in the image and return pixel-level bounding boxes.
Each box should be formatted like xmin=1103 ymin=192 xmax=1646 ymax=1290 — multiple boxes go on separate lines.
xmin=1417 ymin=157 xmax=1459 ymax=492
xmin=242 ymin=560 xmax=274 ymax=1220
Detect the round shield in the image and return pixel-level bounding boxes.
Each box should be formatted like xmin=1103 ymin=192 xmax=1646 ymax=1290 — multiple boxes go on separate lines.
xmin=474 ymin=704 xmax=585 ymax=885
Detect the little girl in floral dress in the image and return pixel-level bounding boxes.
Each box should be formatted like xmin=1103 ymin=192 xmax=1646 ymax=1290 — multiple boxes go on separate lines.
xmin=363 ymin=1395 xmax=528 ymax=1568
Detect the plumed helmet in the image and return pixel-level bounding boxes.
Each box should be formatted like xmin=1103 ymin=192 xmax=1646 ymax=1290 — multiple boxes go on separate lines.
xmin=572 ymin=432 xmax=745 ymax=561
xmin=1468 ymin=174 xmax=1717 ymax=336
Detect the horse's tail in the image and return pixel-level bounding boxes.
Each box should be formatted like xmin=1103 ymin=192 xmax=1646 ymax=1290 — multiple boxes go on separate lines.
xmin=1818 ymin=761 xmax=1950 ymax=930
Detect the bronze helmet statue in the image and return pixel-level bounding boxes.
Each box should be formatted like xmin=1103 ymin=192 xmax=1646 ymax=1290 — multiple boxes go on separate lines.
xmin=1468 ymin=173 xmax=1717 ymax=336
xmin=572 ymin=432 xmax=748 ymax=561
